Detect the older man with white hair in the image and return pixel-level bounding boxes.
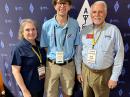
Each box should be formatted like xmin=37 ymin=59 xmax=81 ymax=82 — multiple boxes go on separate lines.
xmin=76 ymin=1 xmax=124 ymax=97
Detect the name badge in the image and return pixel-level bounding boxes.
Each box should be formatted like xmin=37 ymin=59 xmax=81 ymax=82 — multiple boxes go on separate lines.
xmin=87 ymin=49 xmax=96 ymax=64
xmin=38 ymin=65 xmax=45 ymax=80
xmin=56 ymin=51 xmax=64 ymax=63
xmin=86 ymin=34 xmax=94 ymax=39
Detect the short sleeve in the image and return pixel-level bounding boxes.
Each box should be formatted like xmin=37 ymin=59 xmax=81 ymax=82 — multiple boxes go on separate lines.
xmin=11 ymin=48 xmax=22 ymax=66
xmin=40 ymin=23 xmax=48 ymax=48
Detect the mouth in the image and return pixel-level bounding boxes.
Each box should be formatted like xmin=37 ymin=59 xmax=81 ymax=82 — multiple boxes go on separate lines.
xmin=94 ymin=17 xmax=101 ymax=20
xmin=59 ymin=8 xmax=66 ymax=12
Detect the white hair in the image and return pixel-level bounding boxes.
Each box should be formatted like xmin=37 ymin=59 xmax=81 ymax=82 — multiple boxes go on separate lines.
xmin=91 ymin=1 xmax=107 ymax=14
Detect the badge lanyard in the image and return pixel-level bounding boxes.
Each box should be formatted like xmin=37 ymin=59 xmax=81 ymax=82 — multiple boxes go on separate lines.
xmin=32 ymin=46 xmax=45 ymax=80
xmin=54 ymin=26 xmax=68 ymax=49
xmin=32 ymin=47 xmax=42 ymax=65
xmin=92 ymin=26 xmax=104 ymax=48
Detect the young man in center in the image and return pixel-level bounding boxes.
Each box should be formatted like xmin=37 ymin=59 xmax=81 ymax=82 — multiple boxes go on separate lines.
xmin=40 ymin=0 xmax=81 ymax=97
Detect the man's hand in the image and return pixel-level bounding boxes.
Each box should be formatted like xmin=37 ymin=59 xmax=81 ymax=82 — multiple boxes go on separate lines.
xmin=77 ymin=74 xmax=83 ymax=83
xmin=108 ymin=80 xmax=117 ymax=89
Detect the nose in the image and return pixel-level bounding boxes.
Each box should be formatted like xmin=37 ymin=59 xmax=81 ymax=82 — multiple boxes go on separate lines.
xmin=96 ymin=11 xmax=102 ymax=16
xmin=95 ymin=11 xmax=99 ymax=15
xmin=60 ymin=3 xmax=65 ymax=7
xmin=29 ymin=30 xmax=33 ymax=33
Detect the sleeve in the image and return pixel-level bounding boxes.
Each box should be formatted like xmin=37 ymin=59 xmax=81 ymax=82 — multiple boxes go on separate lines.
xmin=40 ymin=23 xmax=48 ymax=48
xmin=110 ymin=26 xmax=124 ymax=81
xmin=74 ymin=45 xmax=82 ymax=74
xmin=11 ymin=48 xmax=22 ymax=66
xmin=74 ymin=26 xmax=82 ymax=74
xmin=74 ymin=26 xmax=81 ymax=46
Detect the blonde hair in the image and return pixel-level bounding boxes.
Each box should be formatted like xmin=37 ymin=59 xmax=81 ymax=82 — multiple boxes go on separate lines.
xmin=18 ymin=19 xmax=37 ymax=40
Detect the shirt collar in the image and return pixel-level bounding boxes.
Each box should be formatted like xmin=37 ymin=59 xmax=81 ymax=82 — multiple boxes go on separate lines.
xmin=22 ymin=38 xmax=34 ymax=48
xmin=53 ymin=15 xmax=70 ymax=29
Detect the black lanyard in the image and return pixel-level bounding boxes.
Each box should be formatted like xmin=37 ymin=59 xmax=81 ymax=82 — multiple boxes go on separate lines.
xmin=54 ymin=26 xmax=68 ymax=47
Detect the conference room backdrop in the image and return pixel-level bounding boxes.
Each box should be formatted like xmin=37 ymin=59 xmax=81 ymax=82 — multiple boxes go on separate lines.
xmin=0 ymin=0 xmax=130 ymax=97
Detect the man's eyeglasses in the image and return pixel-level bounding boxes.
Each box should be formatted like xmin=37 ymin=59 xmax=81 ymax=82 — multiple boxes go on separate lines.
xmin=56 ymin=2 xmax=69 ymax=6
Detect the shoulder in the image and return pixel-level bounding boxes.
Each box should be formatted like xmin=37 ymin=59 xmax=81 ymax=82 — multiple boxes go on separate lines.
xmin=105 ymin=23 xmax=120 ymax=31
xmin=81 ymin=24 xmax=93 ymax=34
xmin=14 ymin=40 xmax=24 ymax=49
xmin=68 ymin=17 xmax=79 ymax=26
xmin=104 ymin=23 xmax=121 ymax=37
xmin=11 ymin=40 xmax=24 ymax=55
xmin=42 ymin=18 xmax=55 ymax=27
xmin=13 ymin=40 xmax=30 ymax=54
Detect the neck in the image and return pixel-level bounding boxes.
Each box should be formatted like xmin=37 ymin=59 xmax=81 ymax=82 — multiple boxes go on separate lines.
xmin=56 ymin=15 xmax=68 ymax=26
xmin=29 ymin=40 xmax=36 ymax=46
xmin=93 ymin=22 xmax=105 ymax=29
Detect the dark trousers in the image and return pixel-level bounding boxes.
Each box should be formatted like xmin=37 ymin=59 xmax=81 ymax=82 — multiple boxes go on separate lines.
xmin=4 ymin=85 xmax=14 ymax=97
xmin=32 ymin=90 xmax=43 ymax=97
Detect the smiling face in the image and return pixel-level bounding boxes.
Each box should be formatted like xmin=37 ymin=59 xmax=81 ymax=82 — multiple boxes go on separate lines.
xmin=22 ymin=22 xmax=37 ymax=42
xmin=91 ymin=2 xmax=107 ymax=27
xmin=54 ymin=1 xmax=71 ymax=17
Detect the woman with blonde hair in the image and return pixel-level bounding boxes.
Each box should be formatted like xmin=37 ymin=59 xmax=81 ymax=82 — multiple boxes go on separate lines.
xmin=11 ymin=19 xmax=46 ymax=97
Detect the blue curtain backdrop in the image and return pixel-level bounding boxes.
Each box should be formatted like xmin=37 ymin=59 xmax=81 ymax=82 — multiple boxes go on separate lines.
xmin=0 ymin=0 xmax=130 ymax=97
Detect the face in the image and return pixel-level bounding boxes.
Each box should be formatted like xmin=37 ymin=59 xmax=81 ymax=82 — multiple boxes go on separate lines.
xmin=54 ymin=1 xmax=71 ymax=17
xmin=91 ymin=3 xmax=107 ymax=27
xmin=22 ymin=22 xmax=37 ymax=42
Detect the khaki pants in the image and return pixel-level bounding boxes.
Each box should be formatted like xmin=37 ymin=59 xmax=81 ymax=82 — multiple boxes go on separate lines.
xmin=82 ymin=63 xmax=112 ymax=97
xmin=44 ymin=61 xmax=75 ymax=97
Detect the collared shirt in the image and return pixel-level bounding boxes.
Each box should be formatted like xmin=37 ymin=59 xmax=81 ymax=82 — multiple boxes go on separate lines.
xmin=11 ymin=39 xmax=46 ymax=94
xmin=40 ymin=15 xmax=81 ymax=66
xmin=80 ymin=23 xmax=124 ymax=81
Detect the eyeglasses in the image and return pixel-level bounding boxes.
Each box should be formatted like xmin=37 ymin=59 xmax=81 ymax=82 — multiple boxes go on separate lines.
xmin=56 ymin=2 xmax=69 ymax=6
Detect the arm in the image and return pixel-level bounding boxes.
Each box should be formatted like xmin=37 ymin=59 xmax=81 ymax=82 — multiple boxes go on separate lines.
xmin=108 ymin=26 xmax=124 ymax=89
xmin=74 ymin=45 xmax=82 ymax=75
xmin=12 ymin=65 xmax=31 ymax=97
xmin=74 ymin=45 xmax=83 ymax=83
xmin=74 ymin=26 xmax=83 ymax=83
xmin=110 ymin=27 xmax=124 ymax=81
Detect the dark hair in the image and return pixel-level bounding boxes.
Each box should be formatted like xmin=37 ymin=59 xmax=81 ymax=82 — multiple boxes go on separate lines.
xmin=52 ymin=0 xmax=72 ymax=5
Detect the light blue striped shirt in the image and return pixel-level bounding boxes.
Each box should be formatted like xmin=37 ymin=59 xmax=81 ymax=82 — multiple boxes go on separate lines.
xmin=40 ymin=16 xmax=81 ymax=66
xmin=79 ymin=23 xmax=124 ymax=81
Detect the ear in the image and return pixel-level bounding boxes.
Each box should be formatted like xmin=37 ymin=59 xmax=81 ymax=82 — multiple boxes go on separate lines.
xmin=54 ymin=5 xmax=57 ymax=10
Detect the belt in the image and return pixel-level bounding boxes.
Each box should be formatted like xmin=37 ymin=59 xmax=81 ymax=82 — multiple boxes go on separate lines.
xmin=85 ymin=65 xmax=112 ymax=73
xmin=48 ymin=58 xmax=73 ymax=66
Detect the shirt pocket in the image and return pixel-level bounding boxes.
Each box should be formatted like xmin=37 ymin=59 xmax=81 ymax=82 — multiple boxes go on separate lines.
xmin=66 ymin=33 xmax=75 ymax=45
xmin=22 ymin=53 xmax=38 ymax=67
xmin=101 ymin=35 xmax=114 ymax=52
xmin=82 ymin=35 xmax=92 ymax=48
